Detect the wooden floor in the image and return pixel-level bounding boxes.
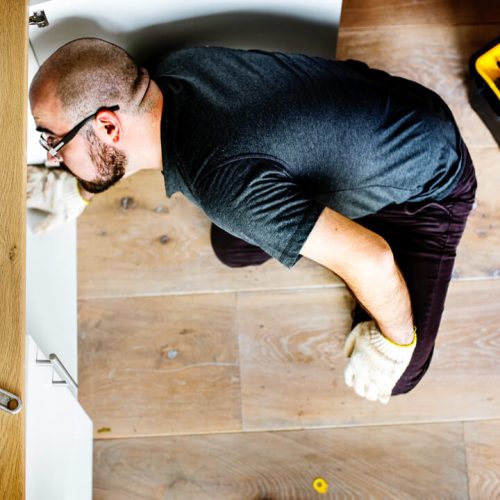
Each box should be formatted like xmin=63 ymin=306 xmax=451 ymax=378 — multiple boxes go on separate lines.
xmin=78 ymin=1 xmax=500 ymax=498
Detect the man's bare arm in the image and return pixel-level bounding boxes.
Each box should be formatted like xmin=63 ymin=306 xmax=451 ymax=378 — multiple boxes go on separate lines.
xmin=300 ymin=206 xmax=414 ymax=344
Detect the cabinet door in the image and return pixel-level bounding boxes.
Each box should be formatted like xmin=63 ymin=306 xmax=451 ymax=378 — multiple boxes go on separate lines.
xmin=26 ymin=334 xmax=92 ymax=500
xmin=26 ymin=210 xmax=78 ymax=383
xmin=0 ymin=1 xmax=28 ymax=497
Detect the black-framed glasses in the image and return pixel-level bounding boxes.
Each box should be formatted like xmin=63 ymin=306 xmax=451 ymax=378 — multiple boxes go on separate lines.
xmin=37 ymin=104 xmax=120 ymax=159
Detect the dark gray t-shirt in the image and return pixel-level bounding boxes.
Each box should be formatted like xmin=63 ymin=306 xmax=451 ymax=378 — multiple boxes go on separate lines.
xmin=148 ymin=46 xmax=465 ymax=269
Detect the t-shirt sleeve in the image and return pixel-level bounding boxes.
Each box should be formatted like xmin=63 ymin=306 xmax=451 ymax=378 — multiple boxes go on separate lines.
xmin=193 ymin=157 xmax=325 ymax=269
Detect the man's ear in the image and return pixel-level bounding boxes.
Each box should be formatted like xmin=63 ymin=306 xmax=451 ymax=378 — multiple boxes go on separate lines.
xmin=94 ymin=109 xmax=120 ymax=143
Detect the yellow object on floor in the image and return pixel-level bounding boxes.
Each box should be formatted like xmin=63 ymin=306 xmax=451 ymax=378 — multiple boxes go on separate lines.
xmin=312 ymin=477 xmax=329 ymax=494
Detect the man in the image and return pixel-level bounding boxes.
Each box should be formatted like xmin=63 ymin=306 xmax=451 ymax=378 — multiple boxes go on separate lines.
xmin=28 ymin=37 xmax=477 ymax=405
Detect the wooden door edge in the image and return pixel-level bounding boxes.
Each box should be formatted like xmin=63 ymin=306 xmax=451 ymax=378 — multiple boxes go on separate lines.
xmin=0 ymin=1 xmax=29 ymax=498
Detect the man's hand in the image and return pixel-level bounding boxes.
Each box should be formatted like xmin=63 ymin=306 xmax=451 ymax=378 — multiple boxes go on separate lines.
xmin=27 ymin=165 xmax=91 ymax=234
xmin=343 ymin=320 xmax=417 ymax=404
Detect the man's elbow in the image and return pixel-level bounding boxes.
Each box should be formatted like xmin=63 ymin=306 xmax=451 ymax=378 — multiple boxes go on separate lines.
xmin=376 ymin=241 xmax=396 ymax=273
xmin=299 ymin=206 xmax=394 ymax=278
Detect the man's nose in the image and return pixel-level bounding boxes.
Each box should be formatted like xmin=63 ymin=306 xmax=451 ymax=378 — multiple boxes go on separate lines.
xmin=47 ymin=151 xmax=62 ymax=165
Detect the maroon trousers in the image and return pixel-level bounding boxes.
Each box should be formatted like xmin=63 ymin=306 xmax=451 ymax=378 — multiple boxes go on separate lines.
xmin=210 ymin=144 xmax=478 ymax=396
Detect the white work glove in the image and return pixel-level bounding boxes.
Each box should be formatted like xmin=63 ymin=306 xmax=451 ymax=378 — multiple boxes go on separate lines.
xmin=27 ymin=165 xmax=90 ymax=234
xmin=343 ymin=320 xmax=417 ymax=404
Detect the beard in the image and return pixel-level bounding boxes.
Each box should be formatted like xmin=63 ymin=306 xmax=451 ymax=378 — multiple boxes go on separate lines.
xmin=76 ymin=128 xmax=128 ymax=194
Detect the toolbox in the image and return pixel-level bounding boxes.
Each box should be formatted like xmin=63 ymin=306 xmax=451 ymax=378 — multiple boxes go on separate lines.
xmin=468 ymin=36 xmax=500 ymax=147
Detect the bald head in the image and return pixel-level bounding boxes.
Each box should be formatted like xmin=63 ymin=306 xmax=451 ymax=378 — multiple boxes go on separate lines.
xmin=30 ymin=37 xmax=151 ymax=124
xmin=29 ymin=37 xmax=164 ymax=194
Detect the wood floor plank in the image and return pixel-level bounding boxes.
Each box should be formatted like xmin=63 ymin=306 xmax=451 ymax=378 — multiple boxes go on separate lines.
xmin=77 ymin=293 xmax=242 ymax=439
xmin=464 ymin=419 xmax=500 ymax=500
xmin=78 ymin=278 xmax=500 ymax=440
xmin=336 ymin=23 xmax=500 ymax=148
xmin=237 ymin=279 xmax=500 ymax=431
xmin=93 ymin=421 xmax=468 ymax=499
xmin=339 ymin=0 xmax=500 ymax=29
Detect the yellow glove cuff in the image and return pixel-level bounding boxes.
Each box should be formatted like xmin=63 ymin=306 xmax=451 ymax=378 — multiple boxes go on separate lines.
xmin=76 ymin=181 xmax=91 ymax=205
xmin=382 ymin=325 xmax=417 ymax=348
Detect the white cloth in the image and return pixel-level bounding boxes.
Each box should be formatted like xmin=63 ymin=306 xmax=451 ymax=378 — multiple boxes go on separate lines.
xmin=27 ymin=165 xmax=90 ymax=234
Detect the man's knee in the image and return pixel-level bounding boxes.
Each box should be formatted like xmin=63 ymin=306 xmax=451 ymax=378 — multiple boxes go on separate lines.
xmin=212 ymin=247 xmax=253 ymax=268
xmin=210 ymin=223 xmax=272 ymax=268
xmin=210 ymin=224 xmax=244 ymax=267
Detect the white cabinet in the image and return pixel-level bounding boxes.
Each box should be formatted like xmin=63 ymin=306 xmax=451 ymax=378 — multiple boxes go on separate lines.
xmin=25 ymin=334 xmax=92 ymax=500
xmin=26 ymin=3 xmax=94 ymax=490
xmin=25 ymin=204 xmax=93 ymax=500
